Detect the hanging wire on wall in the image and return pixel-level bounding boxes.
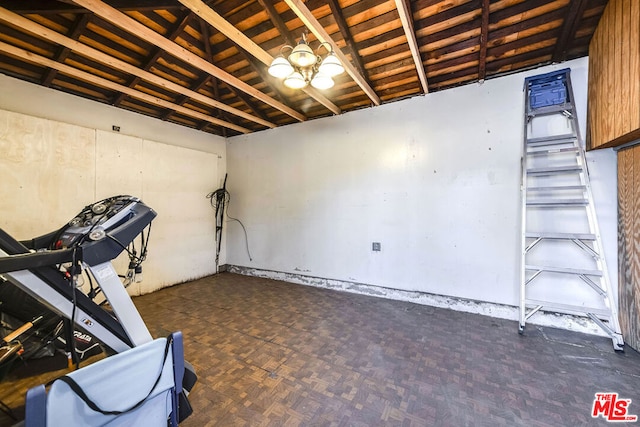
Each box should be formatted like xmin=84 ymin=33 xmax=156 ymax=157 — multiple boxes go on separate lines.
xmin=206 ymin=174 xmax=252 ymax=272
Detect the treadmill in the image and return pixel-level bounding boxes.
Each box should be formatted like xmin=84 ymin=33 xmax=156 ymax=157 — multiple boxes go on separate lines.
xmin=0 ymin=195 xmax=195 ymax=419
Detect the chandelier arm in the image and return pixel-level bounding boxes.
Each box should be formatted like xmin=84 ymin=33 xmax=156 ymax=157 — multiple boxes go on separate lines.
xmin=316 ymin=41 xmax=333 ymax=55
xmin=279 ymin=45 xmax=294 ymax=56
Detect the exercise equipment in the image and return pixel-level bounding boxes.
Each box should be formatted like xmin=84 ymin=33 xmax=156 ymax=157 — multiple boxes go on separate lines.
xmin=0 ymin=195 xmax=155 ymax=352
xmin=0 ymin=195 xmax=196 ymax=421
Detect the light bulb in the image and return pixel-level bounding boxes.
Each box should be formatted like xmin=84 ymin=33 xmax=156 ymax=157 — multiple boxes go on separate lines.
xmin=311 ymin=72 xmax=334 ymax=90
xmin=289 ymin=42 xmax=316 ymax=67
xmin=284 ymin=71 xmax=307 ymax=89
xmin=268 ymin=56 xmax=294 ymax=79
xmin=318 ymin=52 xmax=344 ymax=77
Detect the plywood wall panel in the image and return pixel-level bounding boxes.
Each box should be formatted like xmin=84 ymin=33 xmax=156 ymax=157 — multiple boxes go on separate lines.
xmin=141 ymin=140 xmax=218 ymax=293
xmin=0 ymin=110 xmax=96 ymax=239
xmin=95 ymin=130 xmax=143 ymax=200
xmin=588 ymin=0 xmax=640 ymax=149
xmin=0 ymin=107 xmax=220 ymax=296
xmin=618 ymin=146 xmax=640 ymax=351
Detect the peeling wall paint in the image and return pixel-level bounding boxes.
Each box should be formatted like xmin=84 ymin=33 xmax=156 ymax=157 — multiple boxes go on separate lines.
xmin=226 ymin=265 xmax=608 ymax=337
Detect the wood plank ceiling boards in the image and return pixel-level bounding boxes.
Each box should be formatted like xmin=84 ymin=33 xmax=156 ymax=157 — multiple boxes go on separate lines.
xmin=0 ymin=0 xmax=609 ymax=136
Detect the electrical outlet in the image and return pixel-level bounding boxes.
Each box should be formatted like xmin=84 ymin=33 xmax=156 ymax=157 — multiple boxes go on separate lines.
xmin=372 ymin=242 xmax=381 ymax=251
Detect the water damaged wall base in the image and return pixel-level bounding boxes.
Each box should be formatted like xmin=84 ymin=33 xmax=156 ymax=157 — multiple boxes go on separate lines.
xmin=225 ymin=265 xmax=608 ymax=338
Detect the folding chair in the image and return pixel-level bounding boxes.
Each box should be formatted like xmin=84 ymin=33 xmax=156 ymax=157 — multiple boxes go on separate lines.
xmin=24 ymin=331 xmax=185 ymax=427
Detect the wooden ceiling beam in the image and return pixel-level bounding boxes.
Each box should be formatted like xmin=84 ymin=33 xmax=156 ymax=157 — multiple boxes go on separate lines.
xmin=478 ymin=0 xmax=489 ymax=82
xmin=42 ymin=13 xmax=90 ymax=87
xmin=0 ymin=6 xmax=275 ymax=129
xmin=552 ymin=0 xmax=588 ymax=62
xmin=70 ymin=0 xmax=306 ymax=121
xmin=161 ymin=73 xmax=212 ymax=120
xmin=257 ymin=0 xmax=295 ymax=45
xmin=283 ymin=0 xmax=381 ymax=106
xmin=326 ymin=0 xmax=369 ymax=85
xmin=113 ymin=11 xmax=193 ymax=107
xmin=210 ymin=79 xmax=227 ymax=138
xmin=0 ymin=0 xmax=182 ymax=14
xmin=225 ymin=83 xmax=272 ymax=123
xmin=177 ymin=0 xmax=341 ymax=115
xmin=198 ymin=17 xmax=269 ymax=127
xmin=0 ymin=40 xmax=252 ymax=133
xmin=394 ymin=0 xmax=428 ymax=93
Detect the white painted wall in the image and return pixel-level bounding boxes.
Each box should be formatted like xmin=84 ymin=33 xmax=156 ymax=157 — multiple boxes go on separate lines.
xmin=226 ymin=57 xmax=618 ymax=309
xmin=0 ymin=75 xmax=227 ymax=294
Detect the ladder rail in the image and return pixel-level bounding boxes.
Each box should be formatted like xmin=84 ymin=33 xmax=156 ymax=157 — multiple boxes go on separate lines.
xmin=518 ymin=82 xmax=529 ymax=333
xmin=565 ymin=73 xmax=623 ymax=346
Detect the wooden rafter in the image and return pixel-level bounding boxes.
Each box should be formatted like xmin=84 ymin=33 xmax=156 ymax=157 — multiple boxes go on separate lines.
xmin=394 ymin=0 xmax=428 ymax=93
xmin=210 ymin=80 xmax=226 ymax=137
xmin=478 ymin=0 xmax=489 ymax=82
xmin=0 ymin=6 xmax=275 ymax=130
xmin=552 ymin=0 xmax=588 ymax=62
xmin=0 ymin=0 xmax=608 ymax=134
xmin=197 ymin=19 xmax=264 ymax=132
xmin=42 ymin=13 xmax=90 ymax=87
xmin=160 ymin=74 xmax=212 ymax=120
xmin=113 ymin=11 xmax=194 ymax=107
xmin=326 ymin=0 xmax=369 ymax=85
xmin=70 ymin=0 xmax=306 ymax=122
xmin=177 ymin=0 xmax=341 ymax=115
xmin=0 ymin=40 xmax=252 ymax=133
xmin=257 ymin=0 xmax=294 ymax=45
xmin=284 ymin=0 xmax=381 ymax=106
xmin=0 ymin=0 xmax=181 ymax=14
xmin=160 ymin=19 xmax=215 ymax=123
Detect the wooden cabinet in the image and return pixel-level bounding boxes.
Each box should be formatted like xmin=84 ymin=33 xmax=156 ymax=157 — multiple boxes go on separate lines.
xmin=588 ymin=0 xmax=640 ymax=149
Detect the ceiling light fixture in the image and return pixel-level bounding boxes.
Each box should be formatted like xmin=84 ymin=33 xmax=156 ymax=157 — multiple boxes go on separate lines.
xmin=268 ymin=33 xmax=344 ymax=90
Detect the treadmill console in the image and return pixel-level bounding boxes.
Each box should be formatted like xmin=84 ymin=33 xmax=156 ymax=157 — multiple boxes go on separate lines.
xmin=57 ymin=196 xmax=144 ymax=248
xmin=55 ymin=195 xmax=156 ymax=266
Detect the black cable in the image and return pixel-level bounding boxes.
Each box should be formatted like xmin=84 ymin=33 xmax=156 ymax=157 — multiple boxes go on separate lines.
xmin=106 ymin=224 xmax=151 ymax=265
xmin=206 ymin=188 xmax=252 ymax=261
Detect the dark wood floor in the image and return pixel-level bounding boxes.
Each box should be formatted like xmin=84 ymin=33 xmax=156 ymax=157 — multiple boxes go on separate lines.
xmin=2 ymin=272 xmax=640 ymax=426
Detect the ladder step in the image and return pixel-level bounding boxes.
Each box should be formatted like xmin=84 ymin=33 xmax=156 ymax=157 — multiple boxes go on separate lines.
xmin=527 ymin=104 xmax=574 ymax=117
xmin=526 ymin=199 xmax=588 ymax=207
xmin=524 ymin=299 xmax=612 ymax=317
xmin=525 ymin=265 xmax=602 ymax=276
xmin=527 ymin=134 xmax=576 ymax=144
xmin=527 ymin=147 xmax=579 ymax=156
xmin=525 ymin=232 xmax=596 ymax=240
xmin=527 ymin=165 xmax=582 ymax=175
xmin=527 ymin=185 xmax=586 ymax=192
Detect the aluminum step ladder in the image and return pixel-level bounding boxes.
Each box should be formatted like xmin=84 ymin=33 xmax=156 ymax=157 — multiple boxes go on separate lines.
xmin=518 ymin=68 xmax=624 ymax=351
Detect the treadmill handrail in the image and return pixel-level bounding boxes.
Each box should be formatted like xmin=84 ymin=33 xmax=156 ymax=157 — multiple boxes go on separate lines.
xmin=0 ymin=248 xmax=79 ymax=275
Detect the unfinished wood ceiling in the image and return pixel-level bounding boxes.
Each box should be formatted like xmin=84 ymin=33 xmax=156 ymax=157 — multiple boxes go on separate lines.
xmin=0 ymin=0 xmax=608 ymax=137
